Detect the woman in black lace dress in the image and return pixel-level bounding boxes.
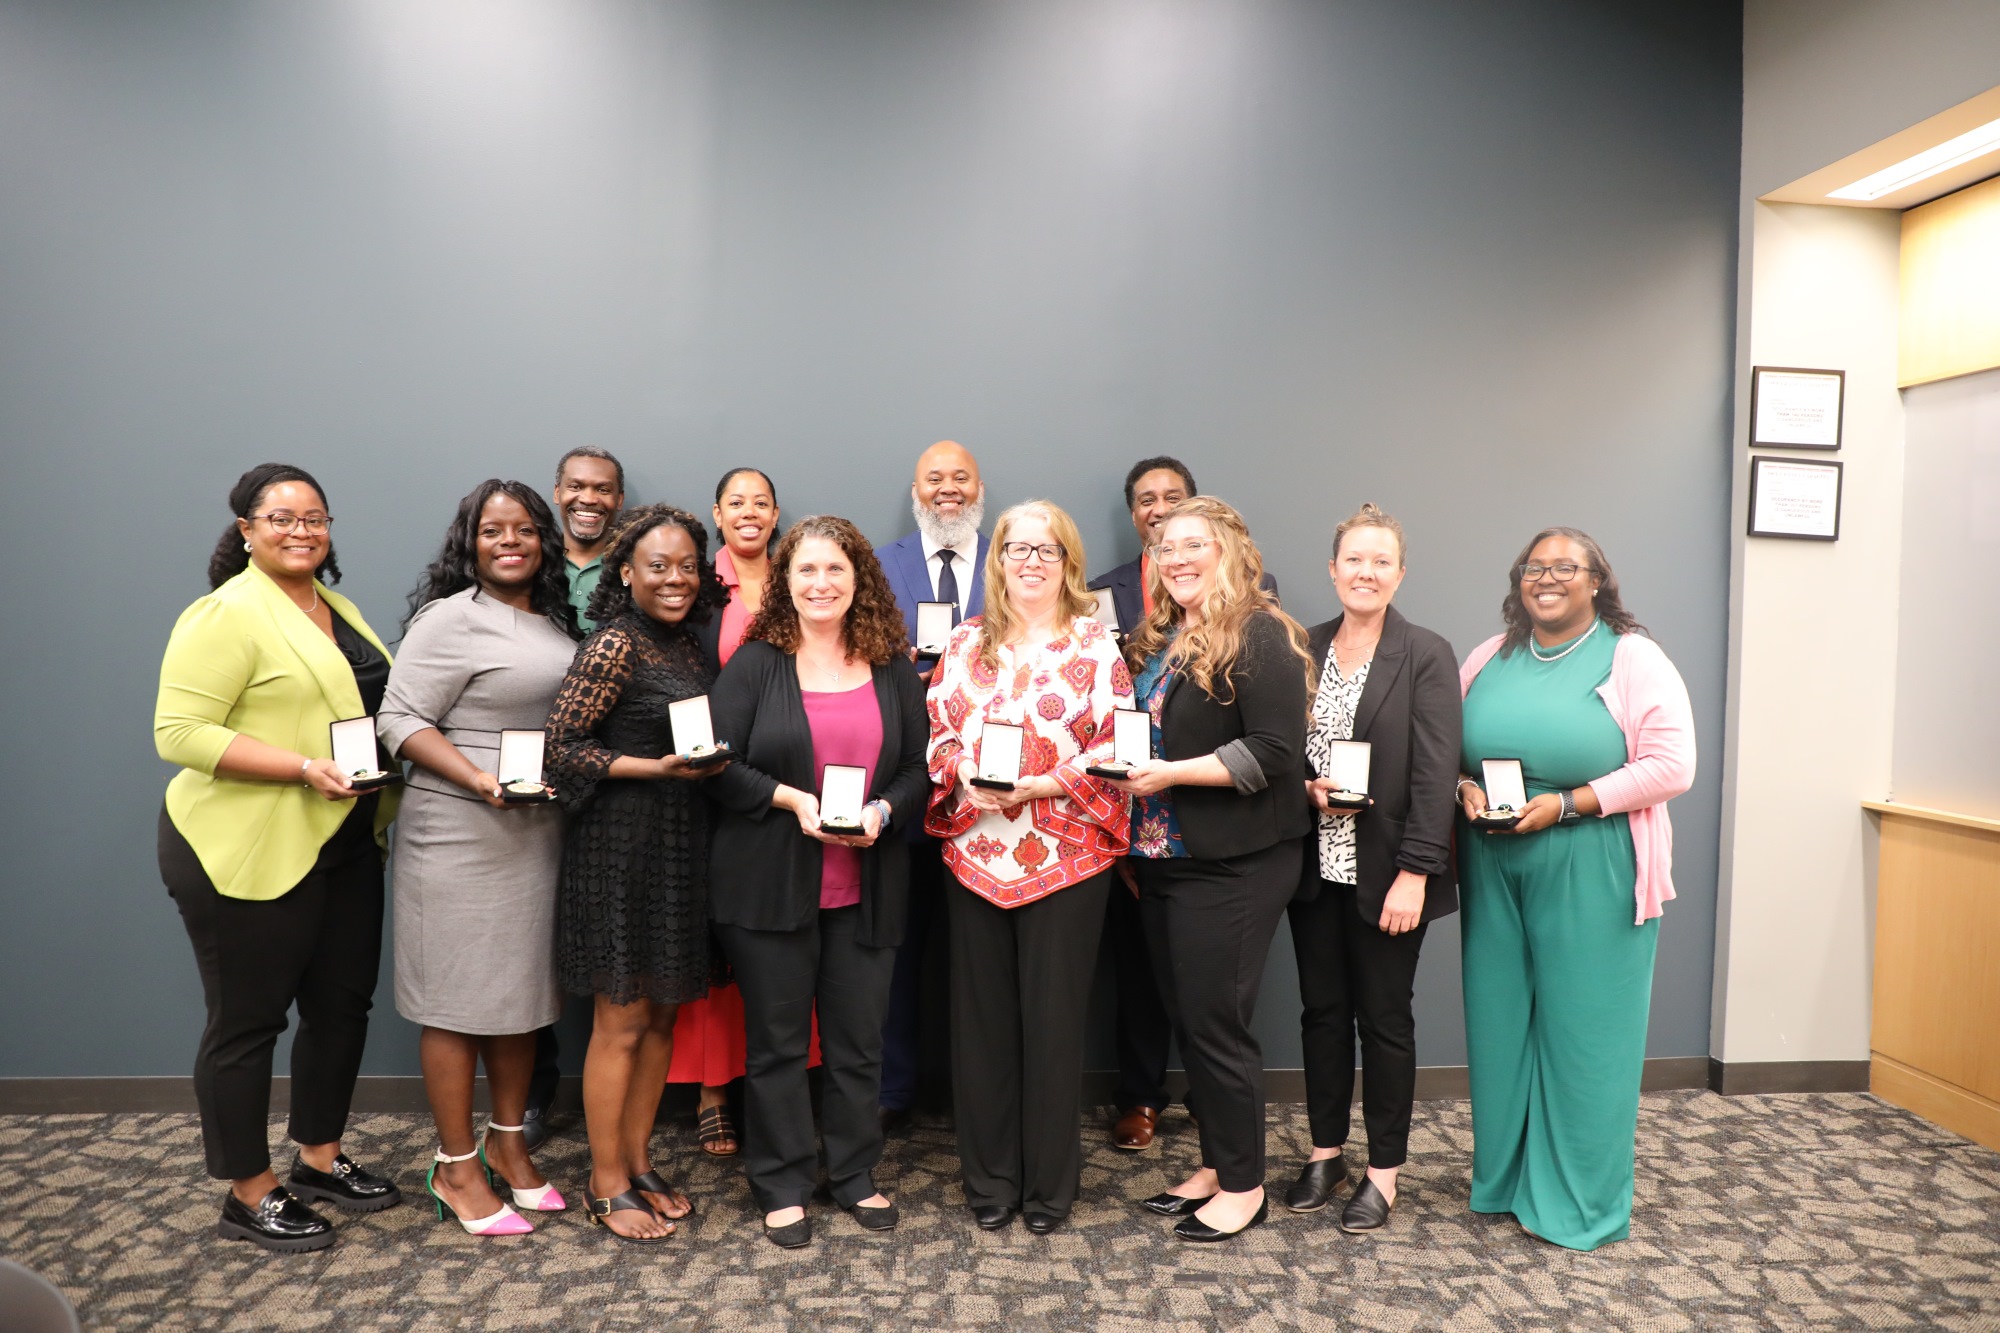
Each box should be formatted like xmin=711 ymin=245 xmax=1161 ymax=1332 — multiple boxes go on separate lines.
xmin=546 ymin=504 xmax=726 ymax=1243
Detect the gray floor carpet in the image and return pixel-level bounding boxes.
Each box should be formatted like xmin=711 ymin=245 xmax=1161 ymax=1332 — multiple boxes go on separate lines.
xmin=2 ymin=1091 xmax=1997 ymax=1331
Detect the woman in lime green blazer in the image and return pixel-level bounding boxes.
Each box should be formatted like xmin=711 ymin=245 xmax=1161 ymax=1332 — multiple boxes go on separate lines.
xmin=155 ymin=464 xmax=404 ymax=1254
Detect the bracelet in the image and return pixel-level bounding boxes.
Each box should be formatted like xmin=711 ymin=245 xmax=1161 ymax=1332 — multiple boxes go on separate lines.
xmin=866 ymin=799 xmax=892 ymax=832
xmin=1455 ymin=777 xmax=1478 ymax=794
xmin=300 ymin=757 xmax=313 ymax=786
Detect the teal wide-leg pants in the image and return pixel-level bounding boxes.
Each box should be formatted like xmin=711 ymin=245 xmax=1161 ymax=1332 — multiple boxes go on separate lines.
xmin=1459 ymin=815 xmax=1656 ymax=1251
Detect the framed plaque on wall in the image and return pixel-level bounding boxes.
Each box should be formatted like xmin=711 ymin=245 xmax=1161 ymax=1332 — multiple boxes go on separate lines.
xmin=1747 ymin=456 xmax=1843 ymax=540
xmin=1749 ymin=366 xmax=1844 ymax=450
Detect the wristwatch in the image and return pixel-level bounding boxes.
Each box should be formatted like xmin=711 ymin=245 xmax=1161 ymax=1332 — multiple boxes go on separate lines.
xmin=1558 ymin=789 xmax=1581 ymax=823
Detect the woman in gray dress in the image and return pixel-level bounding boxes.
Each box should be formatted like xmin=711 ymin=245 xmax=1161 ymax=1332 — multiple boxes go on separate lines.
xmin=379 ymin=479 xmax=583 ymax=1236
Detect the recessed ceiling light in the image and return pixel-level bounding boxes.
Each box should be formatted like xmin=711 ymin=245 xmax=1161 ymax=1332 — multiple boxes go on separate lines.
xmin=1828 ymin=115 xmax=2000 ymax=201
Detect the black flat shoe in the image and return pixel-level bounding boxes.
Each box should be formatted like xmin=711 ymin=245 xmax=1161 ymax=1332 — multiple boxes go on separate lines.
xmin=1174 ymin=1197 xmax=1269 ymax=1242
xmin=764 ymin=1215 xmax=812 ymax=1248
xmin=1023 ymin=1210 xmax=1062 ymax=1235
xmin=287 ymin=1153 xmax=402 ymax=1213
xmin=1284 ymin=1157 xmax=1349 ymax=1213
xmin=1339 ymin=1178 xmax=1392 ymax=1232
xmin=1140 ymin=1191 xmax=1215 ymax=1217
xmin=217 ymin=1187 xmax=335 ymax=1253
xmin=519 ymin=1104 xmax=551 ymax=1152
xmin=845 ymin=1200 xmax=899 ymax=1231
xmin=971 ymin=1203 xmax=1017 ymax=1230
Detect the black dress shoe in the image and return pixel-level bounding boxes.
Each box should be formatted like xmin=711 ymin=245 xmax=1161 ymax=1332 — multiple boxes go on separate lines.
xmin=519 ymin=1103 xmax=551 ymax=1152
xmin=845 ymin=1200 xmax=899 ymax=1231
xmin=971 ymin=1203 xmax=1017 ymax=1230
xmin=1023 ymin=1210 xmax=1062 ymax=1235
xmin=764 ymin=1214 xmax=812 ymax=1248
xmin=1174 ymin=1197 xmax=1269 ymax=1242
xmin=1339 ymin=1178 xmax=1392 ymax=1232
xmin=217 ymin=1187 xmax=336 ymax=1253
xmin=1139 ymin=1191 xmax=1214 ymax=1217
xmin=878 ymin=1106 xmax=915 ymax=1136
xmin=287 ymin=1153 xmax=402 ymax=1213
xmin=1284 ymin=1157 xmax=1349 ymax=1213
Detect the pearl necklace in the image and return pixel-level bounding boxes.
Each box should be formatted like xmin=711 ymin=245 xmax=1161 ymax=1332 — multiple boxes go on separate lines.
xmin=1530 ymin=616 xmax=1600 ymax=662
xmin=286 ymin=584 xmax=321 ymax=616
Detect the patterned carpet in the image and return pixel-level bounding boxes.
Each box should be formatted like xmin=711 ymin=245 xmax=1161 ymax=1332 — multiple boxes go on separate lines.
xmin=2 ymin=1091 xmax=1997 ymax=1331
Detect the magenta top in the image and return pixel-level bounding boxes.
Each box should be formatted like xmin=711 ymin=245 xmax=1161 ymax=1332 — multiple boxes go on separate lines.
xmin=801 ymin=679 xmax=882 ymax=910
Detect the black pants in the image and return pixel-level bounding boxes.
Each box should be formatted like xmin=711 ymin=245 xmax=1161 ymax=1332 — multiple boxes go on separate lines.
xmin=159 ymin=806 xmax=384 ymax=1181
xmin=1288 ymin=877 xmax=1429 ymax=1167
xmin=879 ymin=836 xmax=949 ymax=1111
xmin=1104 ymin=877 xmax=1172 ymax=1111
xmin=948 ymin=873 xmax=1111 ymax=1217
xmin=1136 ymin=837 xmax=1301 ymax=1194
xmin=718 ymin=906 xmax=896 ymax=1212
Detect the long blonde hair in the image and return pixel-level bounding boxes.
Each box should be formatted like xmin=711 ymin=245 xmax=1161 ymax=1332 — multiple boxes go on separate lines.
xmin=1124 ymin=496 xmax=1314 ymax=704
xmin=975 ymin=500 xmax=1097 ymax=671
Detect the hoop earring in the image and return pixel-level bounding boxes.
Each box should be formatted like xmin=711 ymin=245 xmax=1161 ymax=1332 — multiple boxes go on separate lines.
xmin=622 ymin=578 xmax=631 ymax=587
xmin=243 ymin=540 xmax=252 ymax=552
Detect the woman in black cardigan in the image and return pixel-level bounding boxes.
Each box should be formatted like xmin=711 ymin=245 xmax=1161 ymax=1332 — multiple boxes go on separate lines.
xmin=1110 ymin=496 xmax=1315 ymax=1242
xmin=707 ymin=515 xmax=930 ymax=1249
xmin=1284 ymin=503 xmax=1461 ymax=1233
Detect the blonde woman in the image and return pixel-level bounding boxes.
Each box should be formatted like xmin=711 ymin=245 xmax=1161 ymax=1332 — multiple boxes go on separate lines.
xmin=925 ymin=501 xmax=1134 ymax=1235
xmin=1109 ymin=496 xmax=1314 ymax=1242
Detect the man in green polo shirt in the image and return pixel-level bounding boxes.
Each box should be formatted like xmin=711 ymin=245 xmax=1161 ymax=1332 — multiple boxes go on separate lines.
xmin=552 ymin=447 xmax=625 ymax=631
xmin=524 ymin=446 xmax=627 ymax=1147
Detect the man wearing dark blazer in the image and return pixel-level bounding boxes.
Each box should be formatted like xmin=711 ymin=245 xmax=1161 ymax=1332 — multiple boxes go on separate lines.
xmin=873 ymin=439 xmax=991 ymax=1129
xmin=1086 ymin=456 xmax=1280 ymax=1151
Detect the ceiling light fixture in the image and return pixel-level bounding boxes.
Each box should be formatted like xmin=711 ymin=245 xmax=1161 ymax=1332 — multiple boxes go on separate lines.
xmin=1828 ymin=115 xmax=2000 ymax=201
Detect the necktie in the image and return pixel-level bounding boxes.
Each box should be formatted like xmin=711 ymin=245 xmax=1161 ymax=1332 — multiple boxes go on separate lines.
xmin=936 ymin=549 xmax=959 ymax=623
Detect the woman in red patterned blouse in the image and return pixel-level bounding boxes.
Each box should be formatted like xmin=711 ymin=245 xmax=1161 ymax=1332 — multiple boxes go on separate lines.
xmin=925 ymin=500 xmax=1134 ymax=1234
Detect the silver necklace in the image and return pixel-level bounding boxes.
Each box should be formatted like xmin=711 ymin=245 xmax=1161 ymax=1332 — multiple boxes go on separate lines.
xmin=1530 ymin=616 xmax=1600 ymax=662
xmin=286 ymin=584 xmax=320 ymax=616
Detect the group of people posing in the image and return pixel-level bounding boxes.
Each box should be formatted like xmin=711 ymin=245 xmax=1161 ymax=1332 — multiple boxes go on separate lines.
xmin=153 ymin=440 xmax=1695 ymax=1258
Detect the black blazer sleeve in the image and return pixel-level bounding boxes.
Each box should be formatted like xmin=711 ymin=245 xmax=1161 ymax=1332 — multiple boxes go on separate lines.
xmin=1396 ymin=627 xmax=1461 ymax=883
xmin=707 ymin=645 xmax=783 ymax=817
xmin=876 ymin=658 xmax=931 ymax=832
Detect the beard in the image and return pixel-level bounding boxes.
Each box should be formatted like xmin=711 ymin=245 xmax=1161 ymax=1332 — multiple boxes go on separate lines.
xmin=912 ymin=492 xmax=984 ymax=550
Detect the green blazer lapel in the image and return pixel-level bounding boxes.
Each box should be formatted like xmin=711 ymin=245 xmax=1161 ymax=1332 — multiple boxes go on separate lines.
xmin=247 ymin=566 xmax=366 ymax=721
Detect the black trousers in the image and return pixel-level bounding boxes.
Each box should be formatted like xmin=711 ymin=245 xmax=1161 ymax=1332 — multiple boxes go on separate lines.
xmin=1288 ymin=876 xmax=1429 ymax=1167
xmin=1104 ymin=877 xmax=1172 ymax=1111
xmin=1136 ymin=837 xmax=1301 ymax=1194
xmin=879 ymin=836 xmax=949 ymax=1111
xmin=159 ymin=806 xmax=384 ymax=1181
xmin=948 ymin=873 xmax=1111 ymax=1217
xmin=718 ymin=906 xmax=896 ymax=1212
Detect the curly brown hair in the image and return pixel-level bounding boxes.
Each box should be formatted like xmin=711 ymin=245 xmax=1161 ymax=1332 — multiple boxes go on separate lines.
xmin=743 ymin=515 xmax=910 ymax=664
xmin=1498 ymin=525 xmax=1649 ymax=655
xmin=583 ymin=503 xmax=726 ymax=628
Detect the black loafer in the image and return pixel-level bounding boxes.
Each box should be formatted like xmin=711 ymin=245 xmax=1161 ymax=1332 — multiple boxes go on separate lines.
xmin=1174 ymin=1197 xmax=1269 ymax=1242
xmin=1339 ymin=1178 xmax=1392 ymax=1232
xmin=764 ymin=1215 xmax=812 ymax=1248
xmin=1284 ymin=1157 xmax=1349 ymax=1212
xmin=217 ymin=1187 xmax=336 ymax=1253
xmin=520 ymin=1104 xmax=551 ymax=1152
xmin=845 ymin=1200 xmax=899 ymax=1231
xmin=1023 ymin=1210 xmax=1062 ymax=1235
xmin=287 ymin=1153 xmax=402 ymax=1213
xmin=971 ymin=1203 xmax=1017 ymax=1230
xmin=1140 ymin=1192 xmax=1214 ymax=1217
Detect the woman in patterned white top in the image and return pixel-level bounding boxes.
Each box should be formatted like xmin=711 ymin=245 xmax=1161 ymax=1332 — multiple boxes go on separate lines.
xmin=925 ymin=500 xmax=1133 ymax=1234
xmin=1285 ymin=503 xmax=1461 ymax=1233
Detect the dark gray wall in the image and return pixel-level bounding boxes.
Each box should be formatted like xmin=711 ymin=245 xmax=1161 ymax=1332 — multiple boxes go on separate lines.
xmin=0 ymin=0 xmax=1740 ymax=1078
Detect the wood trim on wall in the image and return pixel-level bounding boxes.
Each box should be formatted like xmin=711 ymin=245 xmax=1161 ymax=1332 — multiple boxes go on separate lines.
xmin=1900 ymin=173 xmax=2000 ymax=387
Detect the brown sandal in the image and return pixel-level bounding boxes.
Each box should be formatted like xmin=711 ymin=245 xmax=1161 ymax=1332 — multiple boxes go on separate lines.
xmin=697 ymin=1104 xmax=739 ymax=1157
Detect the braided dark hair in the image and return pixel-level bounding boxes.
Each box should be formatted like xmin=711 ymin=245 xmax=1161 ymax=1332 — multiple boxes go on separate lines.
xmin=1498 ymin=526 xmax=1649 ymax=655
xmin=583 ymin=503 xmax=726 ymax=629
xmin=207 ymin=463 xmax=342 ymax=590
xmin=404 ymin=479 xmax=582 ymax=640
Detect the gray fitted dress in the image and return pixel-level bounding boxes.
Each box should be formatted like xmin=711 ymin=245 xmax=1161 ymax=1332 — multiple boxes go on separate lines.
xmin=379 ymin=588 xmax=579 ymax=1035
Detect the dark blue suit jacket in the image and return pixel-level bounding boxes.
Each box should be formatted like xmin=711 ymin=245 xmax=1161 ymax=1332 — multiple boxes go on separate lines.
xmin=877 ymin=530 xmax=991 ymax=642
xmin=1088 ymin=556 xmax=1281 ymax=632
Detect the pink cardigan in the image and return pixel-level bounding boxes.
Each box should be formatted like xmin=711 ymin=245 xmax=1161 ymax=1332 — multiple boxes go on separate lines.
xmin=1460 ymin=631 xmax=1696 ymax=924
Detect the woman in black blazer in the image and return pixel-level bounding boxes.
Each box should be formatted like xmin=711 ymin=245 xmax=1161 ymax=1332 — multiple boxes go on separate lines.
xmin=1284 ymin=503 xmax=1461 ymax=1233
xmin=707 ymin=515 xmax=930 ymax=1249
xmin=1110 ymin=496 xmax=1315 ymax=1242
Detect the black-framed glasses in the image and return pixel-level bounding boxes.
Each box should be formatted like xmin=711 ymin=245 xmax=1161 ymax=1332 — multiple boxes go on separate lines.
xmin=1516 ymin=561 xmax=1589 ymax=583
xmin=1000 ymin=541 xmax=1065 ymax=563
xmin=250 ymin=512 xmax=333 ymax=535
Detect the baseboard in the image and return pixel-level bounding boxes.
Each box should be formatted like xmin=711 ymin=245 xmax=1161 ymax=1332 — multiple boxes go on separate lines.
xmin=1870 ymin=1054 xmax=2000 ymax=1151
xmin=1706 ymin=1058 xmax=1872 ymax=1095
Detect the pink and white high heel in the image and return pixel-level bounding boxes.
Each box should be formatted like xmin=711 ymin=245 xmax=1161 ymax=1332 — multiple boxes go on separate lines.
xmin=427 ymin=1146 xmax=534 ymax=1235
xmin=482 ymin=1122 xmax=568 ymax=1213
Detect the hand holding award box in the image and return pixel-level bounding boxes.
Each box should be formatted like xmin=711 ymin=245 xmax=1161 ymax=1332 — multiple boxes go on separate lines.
xmin=496 ymin=729 xmax=556 ymax=803
xmin=970 ymin=720 xmax=1024 ymax=791
xmin=1086 ymin=708 xmax=1150 ymax=780
xmin=1474 ymin=757 xmax=1527 ymax=831
xmin=1320 ymin=739 xmax=1371 ymax=811
xmin=817 ymin=764 xmax=869 ymax=835
xmin=669 ymin=696 xmax=732 ymax=768
xmin=329 ymin=717 xmax=398 ymax=793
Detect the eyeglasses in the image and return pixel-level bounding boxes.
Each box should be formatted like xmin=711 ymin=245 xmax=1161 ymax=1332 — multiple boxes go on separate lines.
xmin=1517 ymin=562 xmax=1590 ymax=583
xmin=1000 ymin=541 xmax=1065 ymax=563
xmin=1150 ymin=539 xmax=1213 ymax=561
xmin=251 ymin=512 xmax=333 ymax=535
